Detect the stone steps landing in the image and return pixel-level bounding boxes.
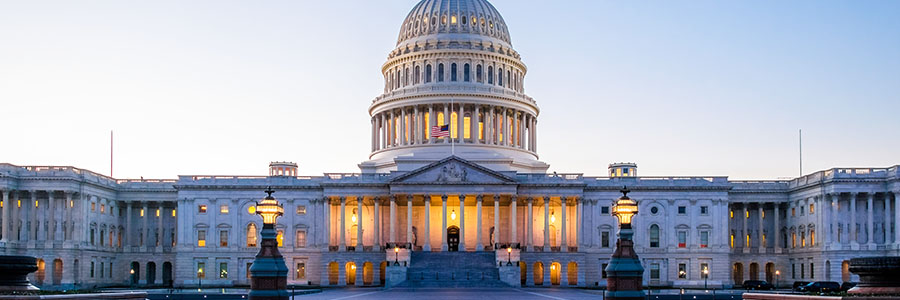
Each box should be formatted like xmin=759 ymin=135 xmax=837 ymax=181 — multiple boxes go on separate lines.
xmin=398 ymin=251 xmax=508 ymax=288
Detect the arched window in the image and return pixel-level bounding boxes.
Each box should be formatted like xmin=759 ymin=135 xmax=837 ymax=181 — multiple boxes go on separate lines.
xmin=498 ymin=68 xmax=504 ymax=86
xmin=506 ymin=70 xmax=511 ymax=88
xmin=649 ymin=225 xmax=660 ymax=248
xmin=247 ymin=223 xmax=258 ymax=247
xmin=425 ymin=64 xmax=432 ymax=83
xmin=476 ymin=65 xmax=483 ymax=82
xmin=404 ymin=67 xmax=409 ymax=86
xmin=464 ymin=64 xmax=471 ymax=82
xmin=277 ymin=229 xmax=284 ymax=247
xmin=414 ymin=66 xmax=421 ymax=84
xmin=438 ymin=63 xmax=445 ymax=82
xmin=450 ymin=63 xmax=457 ymax=81
xmin=487 ymin=66 xmax=494 ymax=84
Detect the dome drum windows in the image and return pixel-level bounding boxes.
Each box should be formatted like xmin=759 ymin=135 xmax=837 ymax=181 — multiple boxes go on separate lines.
xmin=476 ymin=65 xmax=483 ymax=83
xmin=463 ymin=63 xmax=471 ymax=82
xmin=451 ymin=63 xmax=457 ymax=81
xmin=437 ymin=63 xmax=445 ymax=82
xmin=487 ymin=66 xmax=493 ymax=84
xmin=425 ymin=64 xmax=433 ymax=83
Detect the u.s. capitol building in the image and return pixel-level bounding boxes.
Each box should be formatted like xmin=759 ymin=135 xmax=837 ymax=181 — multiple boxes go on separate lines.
xmin=2 ymin=0 xmax=897 ymax=290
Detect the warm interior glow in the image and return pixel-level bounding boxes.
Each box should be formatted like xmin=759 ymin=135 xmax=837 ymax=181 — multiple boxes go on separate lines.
xmin=156 ymin=209 xmax=160 ymax=217
xmin=140 ymin=209 xmax=144 ymax=217
xmin=351 ymin=212 xmax=358 ymax=224
xmin=450 ymin=209 xmax=456 ymax=220
xmin=451 ymin=15 xmax=457 ymax=24
xmin=220 ymin=205 xmax=229 ymax=214
xmin=612 ymin=198 xmax=638 ymax=225
xmin=550 ymin=211 xmax=555 ymax=224
xmin=256 ymin=197 xmax=284 ymax=225
xmin=394 ymin=247 xmax=399 ymax=253
xmin=425 ymin=112 xmax=430 ymax=139
xmin=17 ymin=200 xmax=20 ymax=208
xmin=478 ymin=122 xmax=483 ymax=140
xmin=463 ymin=116 xmax=471 ymax=139
xmin=730 ymin=210 xmax=733 ymax=218
xmin=450 ymin=112 xmax=458 ymax=138
xmin=277 ymin=230 xmax=284 ymax=247
xmin=172 ymin=209 xmax=176 ymax=217
xmin=507 ymin=247 xmax=511 ymax=253
xmin=198 ymin=240 xmax=206 ymax=247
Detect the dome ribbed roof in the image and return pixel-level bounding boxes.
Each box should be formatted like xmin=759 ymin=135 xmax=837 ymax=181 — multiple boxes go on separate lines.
xmin=397 ymin=0 xmax=512 ymax=47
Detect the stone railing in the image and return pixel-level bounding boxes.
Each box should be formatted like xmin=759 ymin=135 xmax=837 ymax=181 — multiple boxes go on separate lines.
xmin=372 ymin=83 xmax=536 ymax=105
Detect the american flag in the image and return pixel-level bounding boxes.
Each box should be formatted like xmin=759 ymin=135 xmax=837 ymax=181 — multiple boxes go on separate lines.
xmin=431 ymin=125 xmax=450 ymax=138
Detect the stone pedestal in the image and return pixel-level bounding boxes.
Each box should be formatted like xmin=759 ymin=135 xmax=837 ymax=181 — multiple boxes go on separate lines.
xmin=848 ymin=256 xmax=900 ymax=295
xmin=384 ymin=265 xmax=407 ymax=288
xmin=499 ymin=264 xmax=521 ymax=287
xmin=0 ymin=255 xmax=39 ymax=291
xmin=249 ymin=224 xmax=289 ymax=300
xmin=606 ymin=228 xmax=644 ymax=300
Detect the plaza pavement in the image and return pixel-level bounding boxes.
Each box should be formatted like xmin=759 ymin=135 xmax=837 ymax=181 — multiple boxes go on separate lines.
xmin=292 ymin=287 xmax=606 ymax=300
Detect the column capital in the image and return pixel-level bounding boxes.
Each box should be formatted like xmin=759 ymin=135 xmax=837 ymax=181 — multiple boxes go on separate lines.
xmin=510 ymin=195 xmax=517 ymax=202
xmin=476 ymin=194 xmax=483 ymax=202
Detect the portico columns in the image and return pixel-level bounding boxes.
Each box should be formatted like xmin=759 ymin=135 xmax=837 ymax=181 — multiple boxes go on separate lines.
xmin=476 ymin=195 xmax=483 ymax=251
xmin=142 ymin=202 xmax=149 ymax=247
xmin=323 ymin=197 xmax=330 ymax=248
xmin=339 ymin=197 xmax=346 ymax=251
xmin=407 ymin=195 xmax=413 ymax=246
xmin=826 ymin=194 xmax=834 ymax=245
xmin=560 ymin=196 xmax=567 ymax=252
xmin=390 ymin=195 xmax=397 ymax=244
xmin=883 ymin=193 xmax=891 ymax=244
xmin=373 ymin=197 xmax=380 ymax=250
xmin=459 ymin=194 xmax=466 ymax=251
xmin=357 ymin=196 xmax=364 ymax=251
xmin=851 ymin=192 xmax=858 ymax=245
xmin=893 ymin=191 xmax=900 ymax=246
xmin=543 ymin=196 xmax=550 ymax=251
xmin=758 ymin=205 xmax=764 ymax=250
xmin=29 ymin=192 xmax=37 ymax=242
xmin=774 ymin=203 xmax=781 ymax=250
xmin=576 ymin=197 xmax=583 ymax=250
xmin=526 ymin=197 xmax=533 ymax=250
xmin=493 ymin=195 xmax=500 ymax=246
xmin=424 ymin=195 xmax=431 ymax=251
xmin=510 ymin=196 xmax=517 ymax=245
xmin=441 ymin=195 xmax=448 ymax=251
xmin=1 ymin=190 xmax=8 ymax=242
xmin=48 ymin=192 xmax=56 ymax=242
xmin=742 ymin=204 xmax=748 ymax=248
xmin=867 ymin=193 xmax=875 ymax=246
xmin=157 ymin=204 xmax=164 ymax=247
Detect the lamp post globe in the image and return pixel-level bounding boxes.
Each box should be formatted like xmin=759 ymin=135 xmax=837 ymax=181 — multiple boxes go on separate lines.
xmin=605 ymin=187 xmax=644 ymax=300
xmin=394 ymin=247 xmax=400 ymax=266
xmin=248 ymin=187 xmax=289 ymax=300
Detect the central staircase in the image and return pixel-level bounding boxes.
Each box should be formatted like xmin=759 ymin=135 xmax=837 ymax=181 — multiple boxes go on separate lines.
xmin=396 ymin=252 xmax=509 ymax=288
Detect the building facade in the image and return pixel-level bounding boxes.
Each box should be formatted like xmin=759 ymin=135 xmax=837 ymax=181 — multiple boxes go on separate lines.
xmin=2 ymin=0 xmax=899 ymax=290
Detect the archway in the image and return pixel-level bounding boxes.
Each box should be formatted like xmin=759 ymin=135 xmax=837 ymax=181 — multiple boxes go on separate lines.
xmin=447 ymin=226 xmax=460 ymax=252
xmin=749 ymin=263 xmax=759 ymax=281
xmin=36 ymin=259 xmax=45 ymax=285
xmin=73 ymin=260 xmax=79 ymax=285
xmin=363 ymin=262 xmax=373 ymax=285
xmin=345 ymin=262 xmax=357 ymax=285
xmin=733 ymin=263 xmax=743 ymax=286
xmin=765 ymin=263 xmax=774 ymax=283
xmin=825 ymin=261 xmax=831 ymax=281
xmin=520 ymin=261 xmax=527 ymax=286
xmin=550 ymin=262 xmax=561 ymax=285
xmin=567 ymin=262 xmax=578 ymax=285
xmin=328 ymin=262 xmax=339 ymax=285
xmin=147 ymin=262 xmax=156 ymax=285
xmin=841 ymin=261 xmax=850 ymax=282
xmin=163 ymin=262 xmax=173 ymax=287
xmin=533 ymin=262 xmax=544 ymax=285
xmin=379 ymin=261 xmax=387 ymax=285
xmin=130 ymin=262 xmax=140 ymax=284
xmin=52 ymin=259 xmax=63 ymax=285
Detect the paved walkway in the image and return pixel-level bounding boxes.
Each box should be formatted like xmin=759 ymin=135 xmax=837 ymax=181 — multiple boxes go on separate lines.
xmin=293 ymin=287 xmax=606 ymax=300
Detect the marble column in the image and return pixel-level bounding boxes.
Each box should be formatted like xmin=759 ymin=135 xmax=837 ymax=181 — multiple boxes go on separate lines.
xmin=339 ymin=197 xmax=346 ymax=251
xmin=323 ymin=197 xmax=330 ymax=248
xmin=543 ymin=196 xmax=550 ymax=251
xmin=893 ymin=191 xmax=900 ymax=246
xmin=458 ymin=104 xmax=465 ymax=144
xmin=428 ymin=106 xmax=435 ymax=144
xmin=157 ymin=204 xmax=164 ymax=247
xmin=64 ymin=192 xmax=72 ymax=241
xmin=576 ymin=197 xmax=583 ymax=250
xmin=48 ymin=192 xmax=57 ymax=242
xmin=494 ymin=195 xmax=500 ymax=247
xmin=474 ymin=105 xmax=481 ymax=143
xmin=774 ymin=203 xmax=781 ymax=249
xmin=142 ymin=202 xmax=149 ymax=247
xmin=407 ymin=195 xmax=413 ymax=246
xmin=424 ymin=195 xmax=431 ymax=251
xmin=501 ymin=108 xmax=508 ymax=146
xmin=0 ymin=190 xmax=7 ymax=242
xmin=414 ymin=106 xmax=420 ymax=144
xmin=476 ymin=194 xmax=483 ymax=251
xmin=357 ymin=196 xmax=364 ymax=251
xmin=441 ymin=194 xmax=448 ymax=251
xmin=443 ymin=104 xmax=449 ymax=143
xmin=867 ymin=193 xmax=875 ymax=246
xmin=850 ymin=193 xmax=858 ymax=245
xmin=459 ymin=194 xmax=466 ymax=251
xmin=827 ymin=194 xmax=835 ymax=245
xmin=390 ymin=195 xmax=397 ymax=244
xmin=374 ymin=197 xmax=380 ymax=250
xmin=884 ymin=193 xmax=891 ymax=245
xmin=510 ymin=196 xmax=517 ymax=245
xmin=758 ymin=204 xmax=765 ymax=250
xmin=401 ymin=108 xmax=406 ymax=146
xmin=742 ymin=204 xmax=749 ymax=248
xmin=561 ymin=196 xmax=567 ymax=252
xmin=527 ymin=197 xmax=533 ymax=250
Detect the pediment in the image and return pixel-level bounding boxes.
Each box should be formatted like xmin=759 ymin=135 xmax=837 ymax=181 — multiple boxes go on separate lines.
xmin=391 ymin=156 xmax=515 ymax=184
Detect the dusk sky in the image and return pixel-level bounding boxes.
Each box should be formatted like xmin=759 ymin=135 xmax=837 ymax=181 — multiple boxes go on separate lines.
xmin=2 ymin=0 xmax=898 ymax=179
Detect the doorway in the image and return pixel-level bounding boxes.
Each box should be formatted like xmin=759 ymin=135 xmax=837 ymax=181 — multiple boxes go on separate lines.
xmin=448 ymin=226 xmax=460 ymax=252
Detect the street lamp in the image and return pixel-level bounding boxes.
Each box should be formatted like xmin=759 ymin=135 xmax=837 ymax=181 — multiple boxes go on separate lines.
xmin=703 ymin=267 xmax=709 ymax=289
xmin=507 ymin=247 xmax=512 ymax=266
xmin=129 ymin=268 xmax=135 ymax=288
xmin=394 ymin=247 xmax=400 ymax=266
xmin=248 ymin=187 xmax=289 ymax=300
xmin=775 ymin=270 xmax=780 ymax=289
xmin=606 ymin=186 xmax=644 ymax=300
xmin=197 ymin=267 xmax=203 ymax=291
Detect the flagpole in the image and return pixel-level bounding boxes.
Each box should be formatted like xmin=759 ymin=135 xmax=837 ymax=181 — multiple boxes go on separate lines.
xmin=451 ymin=97 xmax=454 ymax=156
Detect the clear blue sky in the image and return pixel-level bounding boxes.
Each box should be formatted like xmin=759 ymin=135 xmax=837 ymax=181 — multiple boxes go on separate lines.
xmin=1 ymin=0 xmax=898 ymax=179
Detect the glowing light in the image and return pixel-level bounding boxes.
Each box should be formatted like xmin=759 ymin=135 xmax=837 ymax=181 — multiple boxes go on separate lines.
xmin=450 ymin=209 xmax=456 ymax=220
xmin=248 ymin=206 xmax=256 ymax=214
xmin=612 ymin=188 xmax=638 ymax=225
xmin=394 ymin=247 xmax=399 ymax=253
xmin=255 ymin=188 xmax=283 ymax=225
xmin=550 ymin=211 xmax=555 ymax=224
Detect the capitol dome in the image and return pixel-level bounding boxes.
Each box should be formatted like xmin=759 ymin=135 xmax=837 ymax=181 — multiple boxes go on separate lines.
xmin=396 ymin=0 xmax=512 ymax=48
xmin=360 ymin=0 xmax=548 ymax=174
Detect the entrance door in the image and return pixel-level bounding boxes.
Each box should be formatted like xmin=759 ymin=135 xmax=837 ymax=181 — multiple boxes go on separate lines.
xmin=448 ymin=226 xmax=460 ymax=252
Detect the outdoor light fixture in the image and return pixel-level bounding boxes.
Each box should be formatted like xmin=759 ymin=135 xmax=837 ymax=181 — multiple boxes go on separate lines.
xmin=249 ymin=187 xmax=289 ymax=300
xmin=451 ymin=209 xmax=456 ymax=220
xmin=550 ymin=210 xmax=555 ymax=224
xmin=394 ymin=247 xmax=400 ymax=265
xmin=255 ymin=188 xmax=284 ymax=225
xmin=197 ymin=267 xmax=204 ymax=291
xmin=612 ymin=187 xmax=638 ymax=227
xmin=352 ymin=208 xmax=358 ymax=224
xmin=507 ymin=247 xmax=512 ymax=266
xmin=703 ymin=268 xmax=709 ymax=289
xmin=775 ymin=270 xmax=781 ymax=289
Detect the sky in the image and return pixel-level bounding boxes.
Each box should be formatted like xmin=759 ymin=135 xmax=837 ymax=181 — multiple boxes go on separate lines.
xmin=1 ymin=0 xmax=898 ymax=180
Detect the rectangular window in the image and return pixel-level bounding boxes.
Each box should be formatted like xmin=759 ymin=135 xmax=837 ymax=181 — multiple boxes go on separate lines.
xmin=601 ymin=206 xmax=609 ymax=214
xmin=601 ymin=231 xmax=610 ymax=248
xmin=100 ymin=262 xmax=104 ymax=278
xmin=220 ymin=205 xmax=229 ymax=214
xmin=678 ymin=231 xmax=687 ymax=248
xmin=90 ymin=262 xmax=95 ymax=278
xmin=601 ymin=263 xmax=608 ymax=278
xmin=809 ymin=204 xmax=815 ymax=214
xmin=198 ymin=262 xmax=206 ymax=279
xmin=246 ymin=263 xmax=253 ymax=279
xmin=219 ymin=262 xmax=228 ymax=279
xmin=91 ymin=202 xmax=96 ymax=211
xmin=296 ymin=230 xmax=307 ymax=248
xmin=810 ymin=263 xmax=815 ymax=279
xmin=678 ymin=263 xmax=687 ymax=279
xmin=730 ymin=210 xmax=734 ymax=218
xmin=197 ymin=230 xmax=207 ymax=247
xmin=700 ymin=231 xmax=709 ymax=248
xmin=792 ymin=207 xmax=796 ymax=217
xmin=801 ymin=263 xmax=805 ymax=279
xmin=700 ymin=206 xmax=708 ymax=215
xmin=140 ymin=208 xmax=144 ymax=217
xmin=678 ymin=206 xmax=686 ymax=215
xmin=296 ymin=263 xmax=306 ymax=279
xmin=650 ymin=263 xmax=660 ymax=279
xmin=220 ymin=230 xmax=228 ymax=247
xmin=172 ymin=209 xmax=176 ymax=217
xmin=730 ymin=233 xmax=734 ymax=248
xmin=700 ymin=263 xmax=709 ymax=279
xmin=100 ymin=204 xmax=105 ymax=214
xmin=746 ymin=210 xmax=750 ymax=218
xmin=198 ymin=205 xmax=207 ymax=214
xmin=297 ymin=205 xmax=306 ymax=215
xmin=792 ymin=264 xmax=796 ymax=279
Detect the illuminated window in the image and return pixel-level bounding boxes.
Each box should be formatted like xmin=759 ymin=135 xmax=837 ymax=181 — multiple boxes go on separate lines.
xmin=220 ymin=230 xmax=228 ymax=247
xmin=156 ymin=209 xmax=160 ymax=217
xmin=792 ymin=207 xmax=796 ymax=217
xmin=809 ymin=204 xmax=814 ymax=214
xmin=198 ymin=205 xmax=207 ymax=214
xmin=247 ymin=223 xmax=258 ymax=247
xmin=100 ymin=204 xmax=105 ymax=213
xmin=91 ymin=202 xmax=95 ymax=211
xmin=450 ymin=15 xmax=457 ymax=24
xmin=701 ymin=263 xmax=709 ymax=279
xmin=746 ymin=210 xmax=750 ymax=218
xmin=801 ymin=231 xmax=806 ymax=247
xmin=450 ymin=112 xmax=458 ymax=138
xmin=746 ymin=234 xmax=750 ymax=247
xmin=700 ymin=231 xmax=709 ymax=248
xmin=730 ymin=233 xmax=735 ymax=248
xmin=219 ymin=262 xmax=228 ymax=279
xmin=792 ymin=232 xmax=797 ymax=248
xmin=441 ymin=15 xmax=447 ymax=24
xmin=762 ymin=234 xmax=767 ymax=247
xmin=172 ymin=209 xmax=176 ymax=217
xmin=296 ymin=230 xmax=307 ymax=248
xmin=296 ymin=205 xmax=306 ymax=215
xmin=810 ymin=230 xmax=815 ymax=246
xmin=463 ymin=116 xmax=471 ymax=139
xmin=70 ymin=200 xmax=73 ymax=208
xmin=277 ymin=230 xmax=284 ymax=247
xmin=762 ymin=210 xmax=765 ymax=219
xmin=678 ymin=231 xmax=687 ymax=248
xmin=246 ymin=263 xmax=252 ymax=279
xmin=649 ymin=225 xmax=660 ymax=248
xmin=197 ymin=262 xmax=205 ymax=279
xmin=296 ymin=262 xmax=306 ymax=279
xmin=678 ymin=264 xmax=687 ymax=278
xmin=730 ymin=210 xmax=733 ymax=218
xmin=17 ymin=200 xmax=21 ymax=208
xmin=197 ymin=230 xmax=206 ymax=247
xmin=140 ymin=208 xmax=144 ymax=217
xmin=35 ymin=200 xmax=39 ymax=208
xmin=220 ymin=205 xmax=229 ymax=214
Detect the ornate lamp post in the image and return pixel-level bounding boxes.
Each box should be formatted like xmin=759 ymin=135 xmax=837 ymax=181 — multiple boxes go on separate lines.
xmin=507 ymin=247 xmax=512 ymax=266
xmin=249 ymin=188 xmax=289 ymax=300
xmin=197 ymin=267 xmax=203 ymax=291
xmin=606 ymin=187 xmax=644 ymax=300
xmin=394 ymin=247 xmax=400 ymax=266
xmin=703 ymin=267 xmax=709 ymax=289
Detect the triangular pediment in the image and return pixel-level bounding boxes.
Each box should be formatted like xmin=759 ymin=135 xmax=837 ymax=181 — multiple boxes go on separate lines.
xmin=390 ymin=156 xmax=515 ymax=184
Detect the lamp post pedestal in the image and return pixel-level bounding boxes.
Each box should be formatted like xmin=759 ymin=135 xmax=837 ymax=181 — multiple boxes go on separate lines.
xmin=249 ymin=223 xmax=289 ymax=300
xmin=606 ymin=227 xmax=644 ymax=300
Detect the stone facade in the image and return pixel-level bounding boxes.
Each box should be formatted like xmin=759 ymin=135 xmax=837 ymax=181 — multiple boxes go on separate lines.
xmin=2 ymin=0 xmax=898 ymax=291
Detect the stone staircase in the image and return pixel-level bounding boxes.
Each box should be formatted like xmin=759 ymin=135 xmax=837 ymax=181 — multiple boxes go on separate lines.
xmin=397 ymin=252 xmax=509 ymax=288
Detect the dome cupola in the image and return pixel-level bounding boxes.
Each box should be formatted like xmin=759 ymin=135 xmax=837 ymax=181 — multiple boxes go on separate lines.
xmin=397 ymin=0 xmax=512 ymax=48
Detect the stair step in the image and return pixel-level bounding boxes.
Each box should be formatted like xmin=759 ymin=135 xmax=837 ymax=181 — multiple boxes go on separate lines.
xmin=400 ymin=252 xmax=509 ymax=288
